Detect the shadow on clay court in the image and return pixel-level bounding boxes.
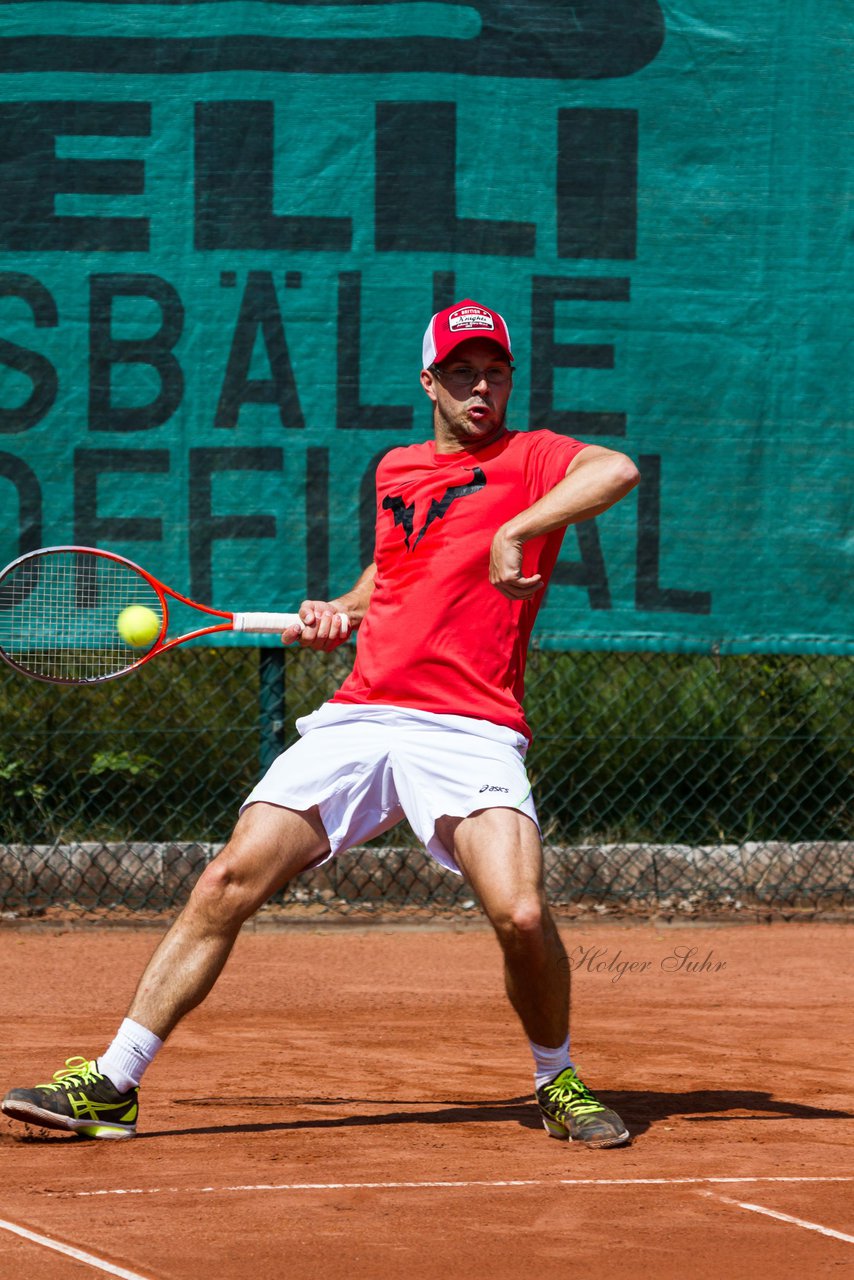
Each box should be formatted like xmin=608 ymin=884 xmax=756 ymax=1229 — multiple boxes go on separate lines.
xmin=602 ymin=1089 xmax=854 ymax=1138
xmin=8 ymin=1091 xmax=853 ymax=1144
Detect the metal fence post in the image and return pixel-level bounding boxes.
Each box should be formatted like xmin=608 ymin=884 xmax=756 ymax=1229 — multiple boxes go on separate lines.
xmin=258 ymin=647 xmax=285 ymax=776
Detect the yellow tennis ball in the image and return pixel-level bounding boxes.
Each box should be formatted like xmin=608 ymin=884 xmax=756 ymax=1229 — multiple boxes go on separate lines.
xmin=116 ymin=604 xmax=160 ymax=648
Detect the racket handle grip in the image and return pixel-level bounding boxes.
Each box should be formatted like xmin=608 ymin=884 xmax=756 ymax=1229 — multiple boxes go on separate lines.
xmin=232 ymin=611 xmax=304 ymax=633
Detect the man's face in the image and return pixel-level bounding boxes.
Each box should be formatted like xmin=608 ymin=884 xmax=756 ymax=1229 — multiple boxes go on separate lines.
xmin=420 ymin=337 xmax=513 ymax=451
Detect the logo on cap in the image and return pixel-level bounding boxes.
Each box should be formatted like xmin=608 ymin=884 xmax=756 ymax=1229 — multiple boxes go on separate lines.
xmin=448 ymin=305 xmax=496 ymax=334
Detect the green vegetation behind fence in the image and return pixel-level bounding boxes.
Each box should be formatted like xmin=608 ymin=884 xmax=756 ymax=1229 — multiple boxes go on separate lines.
xmin=1 ymin=647 xmax=851 ymax=915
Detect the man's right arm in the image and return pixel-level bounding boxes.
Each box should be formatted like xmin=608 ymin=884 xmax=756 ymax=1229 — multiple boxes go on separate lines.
xmin=282 ymin=563 xmax=377 ymax=652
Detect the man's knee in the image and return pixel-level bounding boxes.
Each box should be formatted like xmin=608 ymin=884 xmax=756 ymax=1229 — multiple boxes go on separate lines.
xmin=491 ymin=893 xmax=551 ymax=953
xmin=186 ymin=802 xmax=327 ymax=928
xmin=187 ymin=850 xmax=258 ymax=927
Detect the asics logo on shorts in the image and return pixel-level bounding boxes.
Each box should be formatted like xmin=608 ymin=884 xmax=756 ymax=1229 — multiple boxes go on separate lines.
xmin=382 ymin=468 xmax=487 ymax=550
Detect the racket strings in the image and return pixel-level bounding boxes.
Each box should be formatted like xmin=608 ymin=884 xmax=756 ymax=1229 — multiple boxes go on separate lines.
xmin=0 ymin=551 xmax=163 ymax=683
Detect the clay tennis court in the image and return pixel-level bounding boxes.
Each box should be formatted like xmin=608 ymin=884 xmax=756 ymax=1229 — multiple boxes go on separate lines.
xmin=1 ymin=919 xmax=852 ymax=1279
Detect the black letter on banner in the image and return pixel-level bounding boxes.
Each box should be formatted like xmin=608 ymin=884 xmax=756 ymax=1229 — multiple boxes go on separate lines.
xmin=73 ymin=449 xmax=170 ymax=547
xmin=195 ymin=102 xmax=351 ymax=251
xmin=557 ymin=109 xmax=638 ymax=260
xmin=550 ymin=518 xmax=611 ymax=609
xmin=530 ymin=275 xmax=629 ymax=436
xmin=359 ymin=449 xmax=390 ymax=569
xmin=89 ymin=274 xmax=184 ymax=431
xmin=0 ymin=8 xmax=664 ymax=79
xmin=189 ymin=447 xmax=283 ymax=603
xmin=375 ymin=103 xmax=535 ymax=256
xmin=0 ymin=273 xmax=58 ymax=432
xmin=306 ymin=447 xmax=329 ymax=601
xmin=0 ymin=102 xmax=149 ymax=252
xmin=432 ymin=271 xmax=456 ymax=312
xmin=336 ymin=273 xmax=413 ymax=432
xmin=215 ymin=272 xmax=304 ymax=429
xmin=0 ymin=454 xmax=42 ymax=556
xmin=635 ymin=454 xmax=711 ymax=615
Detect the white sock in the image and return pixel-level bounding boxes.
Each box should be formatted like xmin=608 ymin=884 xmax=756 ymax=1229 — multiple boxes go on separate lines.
xmin=530 ymin=1036 xmax=573 ymax=1090
xmin=98 ymin=1018 xmax=163 ymax=1093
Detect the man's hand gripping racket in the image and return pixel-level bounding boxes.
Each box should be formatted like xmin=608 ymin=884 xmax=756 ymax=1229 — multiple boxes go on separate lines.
xmin=0 ymin=546 xmax=319 ymax=685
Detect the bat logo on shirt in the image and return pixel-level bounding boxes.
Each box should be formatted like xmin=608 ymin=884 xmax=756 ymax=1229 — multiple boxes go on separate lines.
xmin=382 ymin=467 xmax=487 ymax=550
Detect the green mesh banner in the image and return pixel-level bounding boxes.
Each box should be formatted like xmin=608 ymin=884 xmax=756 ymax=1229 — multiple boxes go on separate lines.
xmin=0 ymin=2 xmax=850 ymax=653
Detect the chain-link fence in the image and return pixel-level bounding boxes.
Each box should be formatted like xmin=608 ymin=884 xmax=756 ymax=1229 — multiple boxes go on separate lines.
xmin=1 ymin=645 xmax=851 ymax=920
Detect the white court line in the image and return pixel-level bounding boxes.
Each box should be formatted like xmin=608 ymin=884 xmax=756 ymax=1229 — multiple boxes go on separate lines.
xmin=699 ymin=1191 xmax=854 ymax=1245
xmin=0 ymin=1216 xmax=151 ymax=1279
xmin=66 ymin=1174 xmax=854 ymax=1198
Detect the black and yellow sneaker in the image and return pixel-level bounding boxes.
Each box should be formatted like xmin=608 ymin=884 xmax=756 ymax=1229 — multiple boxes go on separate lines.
xmin=536 ymin=1066 xmax=629 ymax=1148
xmin=2 ymin=1057 xmax=138 ymax=1139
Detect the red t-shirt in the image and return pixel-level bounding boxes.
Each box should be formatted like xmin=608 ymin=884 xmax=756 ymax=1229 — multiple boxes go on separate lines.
xmin=332 ymin=429 xmax=588 ymax=739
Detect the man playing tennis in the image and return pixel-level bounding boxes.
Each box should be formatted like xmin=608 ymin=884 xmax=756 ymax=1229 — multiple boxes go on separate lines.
xmin=3 ymin=299 xmax=639 ymax=1148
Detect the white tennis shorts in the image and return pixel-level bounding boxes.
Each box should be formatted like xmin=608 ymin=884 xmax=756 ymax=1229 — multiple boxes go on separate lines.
xmin=240 ymin=701 xmax=539 ymax=873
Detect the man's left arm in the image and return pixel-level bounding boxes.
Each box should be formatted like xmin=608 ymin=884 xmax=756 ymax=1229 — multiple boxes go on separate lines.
xmin=489 ymin=445 xmax=640 ymax=600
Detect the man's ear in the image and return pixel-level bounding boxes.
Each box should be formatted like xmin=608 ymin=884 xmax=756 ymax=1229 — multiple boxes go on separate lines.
xmin=420 ymin=368 xmax=438 ymax=403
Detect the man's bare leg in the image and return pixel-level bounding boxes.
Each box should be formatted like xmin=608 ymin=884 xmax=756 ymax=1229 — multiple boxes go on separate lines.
xmin=128 ymin=800 xmax=329 ymax=1040
xmin=435 ymin=807 xmax=629 ymax=1147
xmin=436 ymin=807 xmax=568 ymax=1047
xmin=1 ymin=800 xmax=331 ymax=1138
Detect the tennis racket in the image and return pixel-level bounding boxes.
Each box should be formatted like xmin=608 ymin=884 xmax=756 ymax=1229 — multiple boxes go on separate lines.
xmin=0 ymin=546 xmax=304 ymax=685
